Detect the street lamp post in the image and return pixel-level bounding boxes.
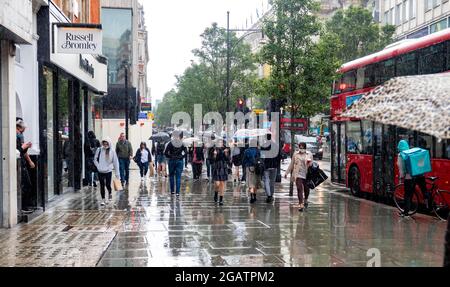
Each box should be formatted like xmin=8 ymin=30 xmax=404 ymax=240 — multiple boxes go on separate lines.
xmin=121 ymin=60 xmax=130 ymax=139
xmin=225 ymin=11 xmax=263 ymax=115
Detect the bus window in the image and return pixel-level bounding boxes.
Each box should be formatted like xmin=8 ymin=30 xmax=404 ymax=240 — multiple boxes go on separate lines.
xmin=378 ymin=59 xmax=395 ymax=85
xmin=447 ymin=41 xmax=450 ymax=71
xmin=397 ymin=128 xmax=415 ymax=149
xmin=396 ymin=52 xmax=417 ymax=77
xmin=356 ymin=67 xmax=365 ymax=89
xmin=417 ymin=132 xmax=434 ymax=155
xmin=340 ymin=70 xmax=356 ymax=93
xmin=419 ymin=43 xmax=445 ymax=75
xmin=346 ymin=121 xmax=362 ymax=154
xmin=435 ymin=139 xmax=449 ymax=159
xmin=363 ymin=63 xmax=377 ymax=88
xmin=362 ymin=120 xmax=373 ymax=154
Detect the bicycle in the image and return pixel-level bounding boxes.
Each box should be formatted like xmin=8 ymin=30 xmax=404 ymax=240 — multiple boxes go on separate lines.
xmin=393 ymin=176 xmax=450 ymax=220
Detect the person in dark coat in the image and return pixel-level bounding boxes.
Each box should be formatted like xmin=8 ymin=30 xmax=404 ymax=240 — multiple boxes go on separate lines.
xmin=211 ymin=146 xmax=230 ymax=206
xmin=261 ymin=135 xmax=281 ymax=203
xmin=191 ymin=142 xmax=205 ymax=180
xmin=84 ymin=131 xmax=101 ymax=187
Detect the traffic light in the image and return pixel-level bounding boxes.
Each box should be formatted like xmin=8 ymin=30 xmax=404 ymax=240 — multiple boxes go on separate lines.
xmin=237 ymin=98 xmax=245 ymax=111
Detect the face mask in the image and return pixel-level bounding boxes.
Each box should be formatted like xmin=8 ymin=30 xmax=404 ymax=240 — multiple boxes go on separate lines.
xmin=299 ymin=149 xmax=306 ymax=153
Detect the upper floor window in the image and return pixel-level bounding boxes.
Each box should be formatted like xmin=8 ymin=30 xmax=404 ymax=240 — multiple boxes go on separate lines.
xmin=402 ymin=1 xmax=408 ymax=22
xmin=425 ymin=0 xmax=433 ymax=10
xmin=409 ymin=0 xmax=416 ymax=19
xmin=395 ymin=4 xmax=401 ymax=26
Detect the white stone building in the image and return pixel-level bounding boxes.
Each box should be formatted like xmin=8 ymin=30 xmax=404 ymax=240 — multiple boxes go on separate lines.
xmin=379 ymin=0 xmax=450 ymax=39
xmin=1 ymin=0 xmax=43 ymax=228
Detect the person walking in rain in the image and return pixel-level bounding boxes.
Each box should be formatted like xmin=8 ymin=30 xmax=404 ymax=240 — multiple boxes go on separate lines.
xmin=191 ymin=141 xmax=204 ymax=181
xmin=285 ymin=142 xmax=313 ymax=212
xmin=211 ymin=145 xmax=230 ymax=206
xmin=262 ymin=135 xmax=281 ymax=204
xmin=242 ymin=140 xmax=261 ymax=204
xmin=231 ymin=141 xmax=243 ymax=183
xmin=134 ymin=142 xmax=152 ymax=182
xmin=165 ymin=131 xmax=187 ymax=197
xmin=116 ymin=133 xmax=133 ymax=186
xmin=84 ymin=131 xmax=100 ymax=187
xmin=94 ymin=138 xmax=121 ymax=206
xmin=153 ymin=141 xmax=168 ymax=178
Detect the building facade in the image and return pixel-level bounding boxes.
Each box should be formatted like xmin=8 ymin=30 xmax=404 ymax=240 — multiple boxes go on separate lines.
xmin=31 ymin=0 xmax=107 ymax=223
xmin=380 ymin=0 xmax=450 ymax=39
xmin=1 ymin=0 xmax=35 ymax=228
xmin=100 ymin=0 xmax=151 ymax=149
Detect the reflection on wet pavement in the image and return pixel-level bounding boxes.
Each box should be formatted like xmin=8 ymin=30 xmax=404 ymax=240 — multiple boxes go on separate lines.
xmin=0 ymin=169 xmax=446 ymax=267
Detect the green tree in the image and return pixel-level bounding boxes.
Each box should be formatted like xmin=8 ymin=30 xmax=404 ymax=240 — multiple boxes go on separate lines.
xmin=155 ymin=89 xmax=178 ymax=127
xmin=155 ymin=23 xmax=257 ymax=127
xmin=326 ymin=5 xmax=396 ymax=63
xmin=261 ymin=0 xmax=341 ymax=194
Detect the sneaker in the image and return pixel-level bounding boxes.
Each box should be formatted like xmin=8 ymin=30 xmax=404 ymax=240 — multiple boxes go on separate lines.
xmin=101 ymin=200 xmax=106 ymax=206
xmin=304 ymin=201 xmax=309 ymax=209
xmin=219 ymin=201 xmax=224 ymax=206
xmin=108 ymin=194 xmax=112 ymax=201
xmin=176 ymin=194 xmax=180 ymax=200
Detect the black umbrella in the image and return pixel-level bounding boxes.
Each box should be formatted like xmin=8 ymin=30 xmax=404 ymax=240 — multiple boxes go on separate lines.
xmin=150 ymin=132 xmax=170 ymax=142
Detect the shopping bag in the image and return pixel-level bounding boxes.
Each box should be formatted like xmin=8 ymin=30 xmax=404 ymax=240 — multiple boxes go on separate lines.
xmin=113 ymin=179 xmax=123 ymax=191
xmin=150 ymin=163 xmax=155 ymax=177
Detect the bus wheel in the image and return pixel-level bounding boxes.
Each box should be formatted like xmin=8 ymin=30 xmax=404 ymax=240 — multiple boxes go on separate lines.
xmin=349 ymin=166 xmax=361 ymax=197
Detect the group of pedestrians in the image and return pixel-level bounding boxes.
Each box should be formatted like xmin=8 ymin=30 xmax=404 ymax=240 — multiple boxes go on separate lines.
xmin=84 ymin=129 xmax=315 ymax=212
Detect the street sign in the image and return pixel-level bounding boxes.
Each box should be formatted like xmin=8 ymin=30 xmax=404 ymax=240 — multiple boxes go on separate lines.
xmin=253 ymin=109 xmax=266 ymax=115
xmin=141 ymin=102 xmax=152 ymax=112
xmin=138 ymin=112 xmax=147 ymax=120
xmin=56 ymin=25 xmax=102 ymax=54
xmin=280 ymin=118 xmax=308 ymax=131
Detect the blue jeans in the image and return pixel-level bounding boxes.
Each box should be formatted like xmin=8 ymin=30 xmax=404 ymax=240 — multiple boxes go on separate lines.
xmin=119 ymin=158 xmax=130 ymax=183
xmin=168 ymin=159 xmax=184 ymax=194
xmin=263 ymin=168 xmax=277 ymax=197
xmin=139 ymin=162 xmax=149 ymax=177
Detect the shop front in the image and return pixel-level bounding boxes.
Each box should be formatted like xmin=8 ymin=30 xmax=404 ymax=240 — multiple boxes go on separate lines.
xmin=37 ymin=2 xmax=107 ymax=207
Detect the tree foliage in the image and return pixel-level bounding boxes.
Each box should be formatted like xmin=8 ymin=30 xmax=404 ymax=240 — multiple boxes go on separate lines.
xmin=156 ymin=23 xmax=257 ymax=126
xmin=261 ymin=0 xmax=341 ymax=119
xmin=326 ymin=5 xmax=396 ymax=63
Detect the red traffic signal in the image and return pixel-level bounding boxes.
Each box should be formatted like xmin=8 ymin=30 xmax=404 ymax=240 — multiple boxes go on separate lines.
xmin=237 ymin=98 xmax=245 ymax=108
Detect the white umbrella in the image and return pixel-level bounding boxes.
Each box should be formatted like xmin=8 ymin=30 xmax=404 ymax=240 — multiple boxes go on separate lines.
xmin=234 ymin=129 xmax=271 ymax=139
xmin=182 ymin=137 xmax=201 ymax=146
xmin=342 ymin=74 xmax=450 ymax=140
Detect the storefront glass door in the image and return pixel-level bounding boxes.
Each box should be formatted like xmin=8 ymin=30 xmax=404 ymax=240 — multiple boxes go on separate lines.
xmin=44 ymin=68 xmax=55 ymax=200
xmin=58 ymin=76 xmax=73 ymax=193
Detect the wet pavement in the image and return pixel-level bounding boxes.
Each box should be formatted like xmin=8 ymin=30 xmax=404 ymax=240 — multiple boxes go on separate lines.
xmin=0 ymin=162 xmax=447 ymax=267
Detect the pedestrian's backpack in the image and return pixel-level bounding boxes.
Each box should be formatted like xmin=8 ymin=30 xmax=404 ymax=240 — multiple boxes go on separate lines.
xmin=400 ymin=148 xmax=432 ymax=177
xmin=254 ymin=156 xmax=265 ymax=176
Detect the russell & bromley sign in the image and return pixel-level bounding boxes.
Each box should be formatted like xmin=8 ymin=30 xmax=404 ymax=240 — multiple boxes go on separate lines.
xmin=54 ymin=23 xmax=102 ymax=55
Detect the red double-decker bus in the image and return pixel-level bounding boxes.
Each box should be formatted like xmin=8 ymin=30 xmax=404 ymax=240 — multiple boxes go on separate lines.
xmin=330 ymin=28 xmax=450 ymax=204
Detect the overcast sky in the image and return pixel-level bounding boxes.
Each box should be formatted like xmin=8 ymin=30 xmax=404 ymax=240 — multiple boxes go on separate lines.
xmin=141 ymin=0 xmax=271 ymax=103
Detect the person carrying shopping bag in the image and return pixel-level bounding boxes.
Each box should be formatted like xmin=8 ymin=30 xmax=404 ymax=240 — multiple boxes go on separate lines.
xmin=94 ymin=138 xmax=121 ymax=206
xmin=134 ymin=142 xmax=152 ymax=182
xmin=285 ymin=142 xmax=313 ymax=212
